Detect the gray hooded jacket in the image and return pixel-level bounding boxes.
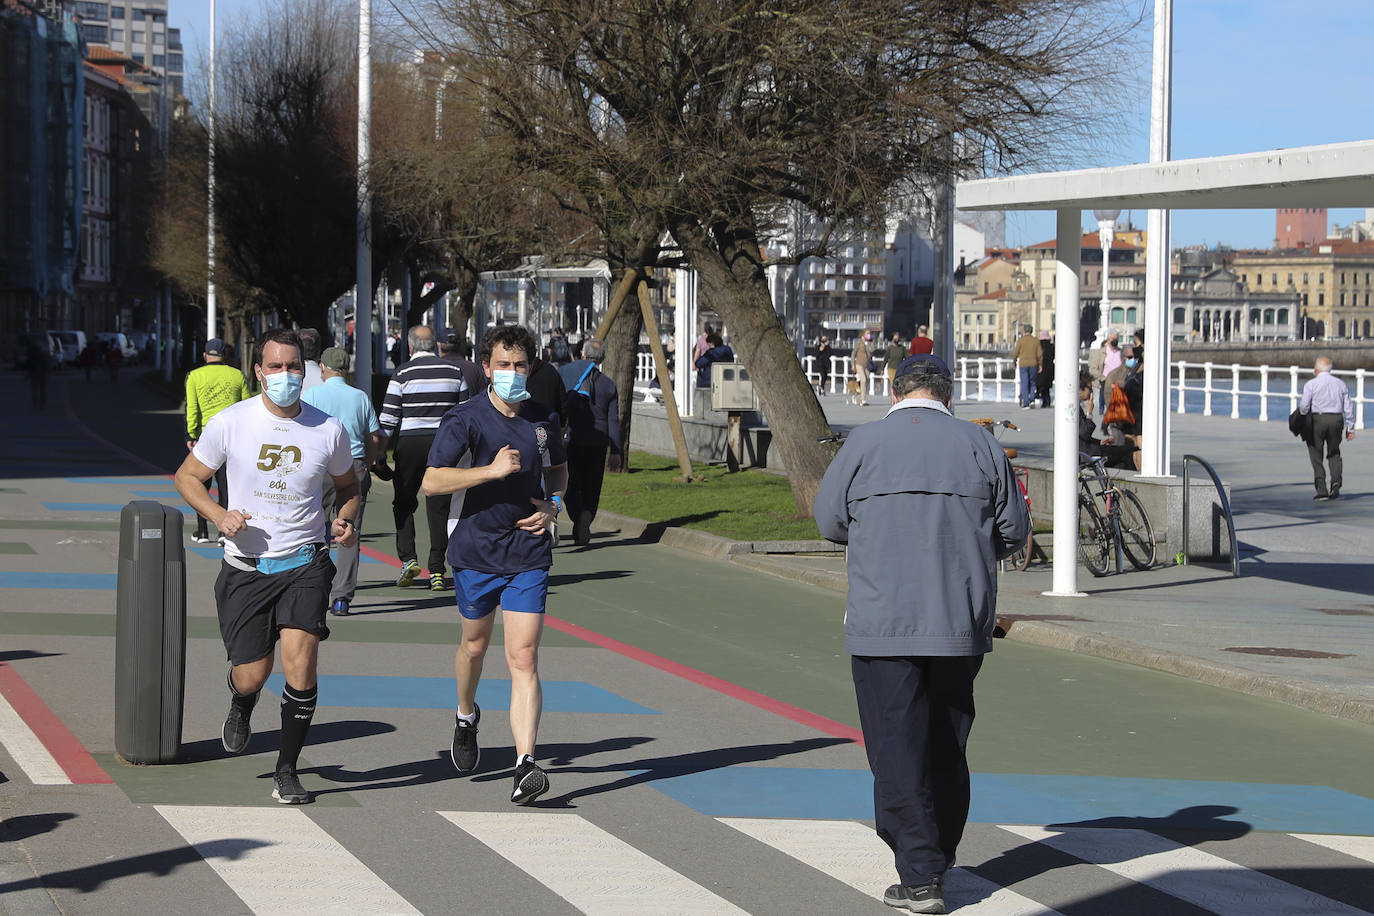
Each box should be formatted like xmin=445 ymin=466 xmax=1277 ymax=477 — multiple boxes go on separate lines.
xmin=813 ymin=399 xmax=1031 ymax=657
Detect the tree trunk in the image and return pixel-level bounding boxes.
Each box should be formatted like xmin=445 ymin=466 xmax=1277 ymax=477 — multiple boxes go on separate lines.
xmin=670 ymin=218 xmax=834 ymax=517
xmin=449 ymin=266 xmax=479 ymax=347
xmin=600 ymin=277 xmax=645 ymax=474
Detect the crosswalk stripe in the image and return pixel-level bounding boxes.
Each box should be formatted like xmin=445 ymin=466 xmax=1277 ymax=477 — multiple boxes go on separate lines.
xmin=999 ymin=824 xmax=1368 ymax=916
xmin=156 ymin=805 xmax=421 ymax=915
xmin=0 ymin=690 xmax=69 ymax=785
xmin=719 ymin=818 xmax=1064 ymax=915
xmin=438 ymin=811 xmax=746 ymax=915
xmin=1291 ymin=833 xmax=1374 ymax=864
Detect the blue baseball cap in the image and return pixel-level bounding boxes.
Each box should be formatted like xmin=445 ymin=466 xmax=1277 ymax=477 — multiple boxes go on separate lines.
xmin=896 ymin=353 xmax=952 ymax=379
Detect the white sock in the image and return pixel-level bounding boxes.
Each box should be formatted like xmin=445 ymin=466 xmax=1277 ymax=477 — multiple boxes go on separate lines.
xmin=518 ymin=753 xmax=535 ymax=767
xmin=456 ymin=708 xmax=477 ymax=725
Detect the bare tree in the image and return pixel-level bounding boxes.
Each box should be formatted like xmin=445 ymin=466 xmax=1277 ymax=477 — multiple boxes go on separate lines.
xmin=410 ymin=0 xmax=1137 ymax=516
xmin=210 ymin=0 xmax=360 ymax=332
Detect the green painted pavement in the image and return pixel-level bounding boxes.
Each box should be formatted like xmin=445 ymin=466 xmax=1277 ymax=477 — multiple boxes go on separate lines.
xmin=0 ymin=519 xmax=121 ymax=531
xmin=0 ymin=542 xmax=36 ymax=554
xmin=95 ymin=753 xmax=360 ymax=808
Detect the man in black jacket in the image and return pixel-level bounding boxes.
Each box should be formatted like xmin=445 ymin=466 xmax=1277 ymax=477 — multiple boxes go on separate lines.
xmin=558 ymin=340 xmax=623 ymax=546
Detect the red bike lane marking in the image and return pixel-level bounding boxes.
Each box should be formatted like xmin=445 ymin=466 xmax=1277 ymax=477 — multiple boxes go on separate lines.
xmin=0 ymin=662 xmax=113 ymax=785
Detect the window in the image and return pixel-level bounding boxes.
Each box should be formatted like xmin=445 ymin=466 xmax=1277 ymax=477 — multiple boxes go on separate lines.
xmin=1319 ymin=293 xmax=1325 ymax=307
xmin=1341 ymin=272 xmax=1346 ymax=284
xmin=75 ymin=2 xmax=109 ymax=18
xmin=153 ymin=31 xmax=163 ymax=46
xmin=167 ymin=52 xmax=181 ymax=69
xmin=1320 ymin=272 xmax=1325 ymax=284
xmin=111 ymin=27 xmax=123 ymax=41
xmin=1173 ymin=307 xmax=1185 ymax=323
xmin=110 ymin=5 xmax=123 ymax=18
xmin=1303 ymin=273 xmax=1309 ymax=284
xmin=152 ymin=54 xmax=165 ymax=67
xmin=1255 ymin=274 xmax=1262 ymax=287
xmin=1340 ymin=293 xmax=1346 ymax=306
xmin=78 ymin=23 xmax=108 ymax=43
xmin=1271 ymin=274 xmax=1277 ymax=286
xmin=132 ymin=29 xmax=144 ymax=43
xmin=1287 ymin=273 xmax=1293 ymax=285
xmin=132 ymin=52 xmax=143 ymax=63
xmin=963 ymin=314 xmax=971 ymax=325
xmin=1278 ymin=309 xmax=1289 ymax=325
xmin=132 ymin=7 xmax=145 ymax=20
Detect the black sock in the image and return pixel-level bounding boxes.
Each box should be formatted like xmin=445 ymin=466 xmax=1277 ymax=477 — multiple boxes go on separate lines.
xmin=276 ymin=682 xmax=317 ymax=773
xmin=227 ymin=670 xmax=260 ymax=712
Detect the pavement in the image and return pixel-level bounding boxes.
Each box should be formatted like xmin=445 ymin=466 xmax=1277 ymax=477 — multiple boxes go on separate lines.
xmin=1 ymin=366 xmax=1372 ymax=915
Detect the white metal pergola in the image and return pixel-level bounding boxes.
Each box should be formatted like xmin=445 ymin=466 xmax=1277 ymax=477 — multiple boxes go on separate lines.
xmin=956 ymin=139 xmax=1374 ymax=596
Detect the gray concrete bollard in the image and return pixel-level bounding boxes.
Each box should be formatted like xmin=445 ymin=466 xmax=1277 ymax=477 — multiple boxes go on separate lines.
xmin=115 ymin=500 xmax=187 ymax=764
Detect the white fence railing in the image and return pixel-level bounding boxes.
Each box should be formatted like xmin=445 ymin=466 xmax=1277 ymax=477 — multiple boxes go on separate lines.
xmin=632 ymin=351 xmax=1367 ymax=429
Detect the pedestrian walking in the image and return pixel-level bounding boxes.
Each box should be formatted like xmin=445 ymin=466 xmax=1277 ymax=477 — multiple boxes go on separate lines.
xmin=422 ymin=325 xmax=568 ymax=805
xmin=883 ymin=333 xmax=906 ymax=389
xmin=1088 ymin=329 xmax=1121 ymax=413
xmin=558 ymin=339 xmax=622 ymax=546
xmin=298 ymin=327 xmax=325 ymax=391
xmin=1011 ymin=324 xmax=1041 ymax=409
xmin=1035 ymin=331 xmax=1055 ymax=408
xmin=302 ymin=347 xmax=384 ymax=616
xmin=813 ymin=353 xmax=1030 ymax=915
xmin=173 ymin=327 xmax=360 ymax=805
xmin=23 ymin=335 xmax=51 ymax=409
xmin=908 ymin=325 xmax=934 ymax=356
xmin=1299 ymin=356 xmax=1355 ymax=500
xmin=853 ymin=332 xmax=874 ymax=406
xmin=184 ymin=338 xmax=251 ymax=544
xmin=376 ymin=326 xmax=470 ymax=591
xmin=815 ymin=336 xmax=833 ymax=396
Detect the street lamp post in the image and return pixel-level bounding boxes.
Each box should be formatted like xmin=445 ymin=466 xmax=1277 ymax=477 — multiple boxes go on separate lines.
xmin=1093 ymin=208 xmax=1120 ymax=339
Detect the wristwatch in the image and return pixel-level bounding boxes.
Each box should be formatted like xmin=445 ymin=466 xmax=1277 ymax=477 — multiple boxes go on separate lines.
xmin=548 ymin=495 xmax=563 ymax=515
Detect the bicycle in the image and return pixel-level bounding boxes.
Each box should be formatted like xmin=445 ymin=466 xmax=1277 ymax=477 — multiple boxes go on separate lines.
xmin=1077 ymin=454 xmax=1157 ymax=576
xmin=970 ymin=419 xmax=1033 ymax=572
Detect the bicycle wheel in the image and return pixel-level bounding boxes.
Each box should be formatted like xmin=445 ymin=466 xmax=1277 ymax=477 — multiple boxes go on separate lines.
xmin=1078 ymin=495 xmax=1111 ymax=577
xmin=1118 ymin=489 xmax=1157 ymax=570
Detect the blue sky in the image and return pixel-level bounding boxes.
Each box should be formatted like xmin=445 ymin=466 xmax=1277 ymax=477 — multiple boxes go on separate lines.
xmin=172 ymin=0 xmax=1373 ymax=249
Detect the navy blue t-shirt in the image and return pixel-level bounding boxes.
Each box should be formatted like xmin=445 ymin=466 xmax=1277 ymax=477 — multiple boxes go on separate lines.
xmin=427 ymin=392 xmax=566 ymax=574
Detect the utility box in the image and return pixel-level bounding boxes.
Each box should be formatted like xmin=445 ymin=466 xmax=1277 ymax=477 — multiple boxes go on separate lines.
xmin=115 ymin=501 xmax=187 ymax=764
xmin=710 ymin=362 xmax=758 ymax=411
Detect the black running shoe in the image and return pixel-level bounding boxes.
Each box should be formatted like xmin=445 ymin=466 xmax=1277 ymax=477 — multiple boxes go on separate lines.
xmin=272 ymin=767 xmax=312 ymax=804
xmin=510 ymin=755 xmax=548 ymax=805
xmin=221 ymin=689 xmax=258 ymax=755
xmin=884 ymin=878 xmax=944 ymax=913
xmin=451 ymin=704 xmax=480 ymax=773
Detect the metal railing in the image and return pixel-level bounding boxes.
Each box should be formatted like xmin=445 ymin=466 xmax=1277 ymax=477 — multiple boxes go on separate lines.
xmin=1180 ymin=453 xmax=1239 ymax=577
xmin=635 ymin=351 xmax=1367 ymax=429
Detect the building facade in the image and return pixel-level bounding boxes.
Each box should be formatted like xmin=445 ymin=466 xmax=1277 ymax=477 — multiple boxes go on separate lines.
xmin=69 ymin=0 xmax=183 ymax=97
xmin=1232 ymin=240 xmax=1374 ymax=339
xmin=1275 ymin=207 xmax=1327 ymax=250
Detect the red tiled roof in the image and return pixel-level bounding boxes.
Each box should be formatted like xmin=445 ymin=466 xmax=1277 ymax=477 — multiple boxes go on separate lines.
xmin=1027 ymin=232 xmax=1142 ymax=251
xmin=973 ymin=289 xmax=1010 ymax=301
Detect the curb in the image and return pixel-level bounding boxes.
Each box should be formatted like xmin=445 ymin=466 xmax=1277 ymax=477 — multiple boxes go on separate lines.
xmin=1001 ymin=620 xmax=1374 ymax=727
xmin=591 ymin=511 xmax=1374 ymax=728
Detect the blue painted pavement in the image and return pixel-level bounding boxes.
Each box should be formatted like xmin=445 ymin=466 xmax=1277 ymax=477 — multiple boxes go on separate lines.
xmin=0 ymin=571 xmax=118 ymax=590
xmin=43 ymin=501 xmax=193 ymax=514
xmin=265 ymin=673 xmax=659 ymax=715
xmin=648 ymin=767 xmax=1374 ymax=836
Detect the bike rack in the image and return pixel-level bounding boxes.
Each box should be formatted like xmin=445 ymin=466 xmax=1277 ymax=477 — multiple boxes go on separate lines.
xmin=1181 ymin=454 xmax=1239 ymax=578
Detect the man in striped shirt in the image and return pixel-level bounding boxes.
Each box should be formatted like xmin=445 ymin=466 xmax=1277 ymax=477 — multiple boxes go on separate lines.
xmin=377 ymin=326 xmax=469 ymax=589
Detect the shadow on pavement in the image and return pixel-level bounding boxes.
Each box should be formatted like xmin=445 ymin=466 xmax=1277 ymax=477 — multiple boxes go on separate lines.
xmin=0 ymin=842 xmax=270 ymax=895
xmin=473 ymin=735 xmax=851 ymax=808
xmin=177 ymin=719 xmax=396 ymax=762
xmin=1 ymin=812 xmax=75 ymax=841
xmin=0 ymin=650 xmax=63 ymax=663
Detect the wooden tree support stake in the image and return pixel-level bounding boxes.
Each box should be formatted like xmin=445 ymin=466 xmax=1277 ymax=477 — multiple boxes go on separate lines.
xmin=637 ymin=270 xmax=696 ymax=483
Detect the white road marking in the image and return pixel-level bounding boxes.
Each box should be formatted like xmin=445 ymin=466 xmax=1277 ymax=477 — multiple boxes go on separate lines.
xmin=719 ymin=817 xmax=1065 ymax=915
xmin=1291 ymin=833 xmax=1374 ymax=865
xmin=0 ymin=691 xmax=69 ymax=785
xmin=999 ymin=824 xmax=1368 ymax=916
xmin=439 ymin=810 xmax=746 ymax=915
xmin=156 ymin=805 xmax=420 ymax=915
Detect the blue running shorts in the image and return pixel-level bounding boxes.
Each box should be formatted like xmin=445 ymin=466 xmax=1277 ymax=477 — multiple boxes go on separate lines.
xmin=454 ymin=568 xmax=549 ymax=619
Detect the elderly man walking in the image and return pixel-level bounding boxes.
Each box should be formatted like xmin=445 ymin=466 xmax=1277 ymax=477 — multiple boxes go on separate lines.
xmin=302 ymin=347 xmax=384 ymax=615
xmin=814 ymin=353 xmax=1030 ymax=914
xmin=377 ymin=325 xmax=470 ymax=590
xmin=1299 ymin=356 xmax=1356 ymax=500
xmin=1011 ymin=324 xmax=1041 ymax=409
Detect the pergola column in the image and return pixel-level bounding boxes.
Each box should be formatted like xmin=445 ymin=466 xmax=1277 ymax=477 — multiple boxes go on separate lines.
xmin=1048 ymin=208 xmax=1085 ymax=597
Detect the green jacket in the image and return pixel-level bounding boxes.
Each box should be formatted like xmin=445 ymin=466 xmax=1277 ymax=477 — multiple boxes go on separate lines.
xmin=185 ymin=363 xmax=251 ymax=439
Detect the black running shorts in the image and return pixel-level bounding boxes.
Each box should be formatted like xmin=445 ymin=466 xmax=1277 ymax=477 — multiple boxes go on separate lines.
xmin=214 ymin=548 xmax=335 ymax=665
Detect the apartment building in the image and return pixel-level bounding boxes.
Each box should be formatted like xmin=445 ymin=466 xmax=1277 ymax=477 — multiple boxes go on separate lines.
xmin=1232 ymin=239 xmax=1374 ymax=339
xmin=69 ymin=1 xmax=183 ymax=97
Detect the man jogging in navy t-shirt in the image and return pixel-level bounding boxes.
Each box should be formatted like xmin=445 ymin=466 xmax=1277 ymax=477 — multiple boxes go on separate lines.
xmin=422 ymin=325 xmax=567 ymax=804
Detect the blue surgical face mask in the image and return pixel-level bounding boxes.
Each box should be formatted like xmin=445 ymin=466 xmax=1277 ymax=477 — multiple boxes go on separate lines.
xmin=1125 ymin=358 xmax=1139 ymax=369
xmin=261 ymin=369 xmax=303 ymax=407
xmin=492 ymin=369 xmax=530 ymax=403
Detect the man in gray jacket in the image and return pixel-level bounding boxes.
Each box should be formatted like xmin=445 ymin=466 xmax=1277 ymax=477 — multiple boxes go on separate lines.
xmin=813 ymin=353 xmax=1030 ymax=914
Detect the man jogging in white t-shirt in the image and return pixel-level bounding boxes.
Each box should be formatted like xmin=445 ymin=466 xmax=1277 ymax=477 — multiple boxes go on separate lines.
xmin=175 ymin=327 xmax=360 ymax=804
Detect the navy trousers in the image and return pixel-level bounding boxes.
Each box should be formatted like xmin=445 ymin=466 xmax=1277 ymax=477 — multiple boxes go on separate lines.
xmin=851 ymin=654 xmax=982 ymax=886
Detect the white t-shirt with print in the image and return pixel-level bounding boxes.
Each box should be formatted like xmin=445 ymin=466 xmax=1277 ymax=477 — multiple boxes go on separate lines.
xmin=193 ymin=395 xmax=353 ymax=559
